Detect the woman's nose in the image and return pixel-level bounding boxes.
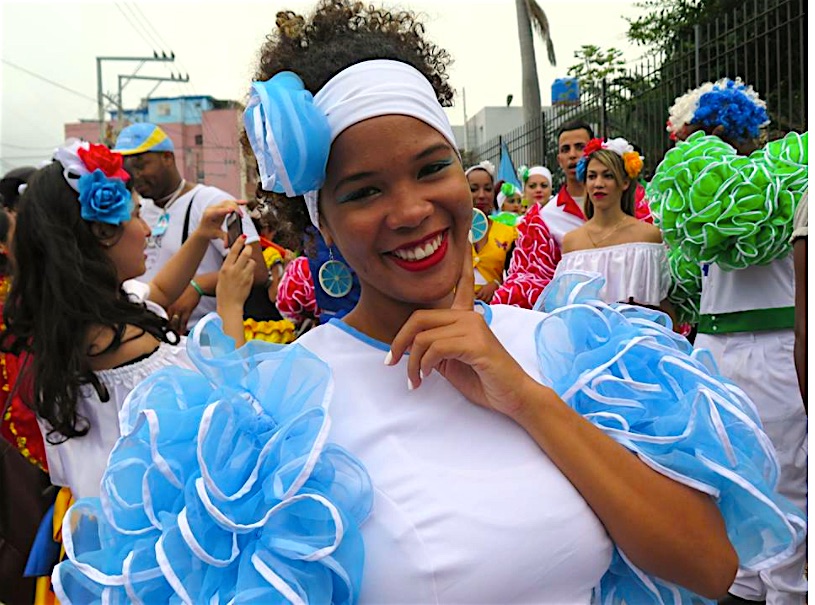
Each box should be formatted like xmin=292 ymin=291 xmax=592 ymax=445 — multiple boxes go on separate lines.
xmin=385 ymin=183 xmax=433 ymax=230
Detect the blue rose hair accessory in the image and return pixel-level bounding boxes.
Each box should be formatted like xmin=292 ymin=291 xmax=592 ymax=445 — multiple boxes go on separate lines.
xmin=53 ymin=140 xmax=133 ymax=225
xmin=244 ymin=72 xmax=332 ymax=198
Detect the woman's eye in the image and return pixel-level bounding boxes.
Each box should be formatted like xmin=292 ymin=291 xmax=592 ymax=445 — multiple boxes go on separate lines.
xmin=418 ymin=159 xmax=453 ymax=178
xmin=338 ymin=186 xmax=379 ymax=203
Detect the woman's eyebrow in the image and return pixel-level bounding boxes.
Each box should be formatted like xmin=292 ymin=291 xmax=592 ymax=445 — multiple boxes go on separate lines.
xmin=334 ymin=171 xmax=377 ymax=193
xmin=413 ymin=143 xmax=451 ymax=161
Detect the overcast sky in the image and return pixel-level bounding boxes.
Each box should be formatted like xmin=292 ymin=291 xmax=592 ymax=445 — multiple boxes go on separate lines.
xmin=0 ymin=0 xmax=647 ymax=171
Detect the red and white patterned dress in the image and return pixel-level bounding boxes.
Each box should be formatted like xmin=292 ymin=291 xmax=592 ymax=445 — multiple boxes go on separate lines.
xmin=276 ymin=256 xmax=319 ymax=324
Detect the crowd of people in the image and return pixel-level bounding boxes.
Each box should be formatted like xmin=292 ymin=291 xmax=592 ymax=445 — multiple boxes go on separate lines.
xmin=0 ymin=1 xmax=808 ymax=604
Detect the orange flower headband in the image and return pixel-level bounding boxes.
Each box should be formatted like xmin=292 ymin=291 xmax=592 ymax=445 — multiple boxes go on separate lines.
xmin=576 ymin=137 xmax=644 ymax=181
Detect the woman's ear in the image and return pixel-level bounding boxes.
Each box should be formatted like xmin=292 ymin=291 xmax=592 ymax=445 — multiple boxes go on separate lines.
xmin=621 ymin=177 xmax=632 ymax=192
xmin=90 ymin=222 xmax=122 ymax=248
xmin=318 ymin=218 xmax=335 ymax=249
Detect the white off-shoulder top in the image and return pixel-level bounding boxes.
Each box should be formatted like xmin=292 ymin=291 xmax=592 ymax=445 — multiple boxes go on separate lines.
xmin=555 ymin=242 xmax=671 ymax=306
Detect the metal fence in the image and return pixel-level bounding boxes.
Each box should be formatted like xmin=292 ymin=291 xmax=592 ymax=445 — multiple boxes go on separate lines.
xmin=471 ymin=0 xmax=807 ymax=185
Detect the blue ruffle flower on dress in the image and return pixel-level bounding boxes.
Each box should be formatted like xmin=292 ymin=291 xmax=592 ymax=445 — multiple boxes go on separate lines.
xmin=534 ymin=271 xmax=807 ymax=604
xmin=51 ymin=314 xmax=373 ymax=605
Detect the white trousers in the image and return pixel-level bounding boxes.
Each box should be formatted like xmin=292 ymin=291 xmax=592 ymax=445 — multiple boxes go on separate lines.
xmin=695 ymin=331 xmax=807 ymax=605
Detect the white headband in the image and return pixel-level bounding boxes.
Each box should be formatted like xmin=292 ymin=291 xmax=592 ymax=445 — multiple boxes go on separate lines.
xmin=302 ymin=60 xmax=458 ymax=227
xmin=497 ymin=184 xmax=521 ymax=207
xmin=465 ymin=160 xmax=495 ymax=180
xmin=526 ymin=166 xmax=552 ymax=183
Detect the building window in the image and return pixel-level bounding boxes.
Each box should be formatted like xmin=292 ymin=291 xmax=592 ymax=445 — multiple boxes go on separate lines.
xmin=156 ymin=103 xmax=171 ymax=117
xmin=195 ymin=134 xmax=203 ymax=145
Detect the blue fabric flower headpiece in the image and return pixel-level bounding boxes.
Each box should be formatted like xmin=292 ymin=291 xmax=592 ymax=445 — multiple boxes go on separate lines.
xmin=244 ymin=60 xmax=460 ymax=229
xmin=53 ymin=141 xmax=133 ymax=225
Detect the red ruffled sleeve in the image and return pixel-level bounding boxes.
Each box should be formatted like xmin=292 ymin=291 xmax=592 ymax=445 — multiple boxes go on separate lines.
xmin=276 ymin=256 xmax=319 ymax=325
xmin=491 ymin=203 xmax=562 ymax=309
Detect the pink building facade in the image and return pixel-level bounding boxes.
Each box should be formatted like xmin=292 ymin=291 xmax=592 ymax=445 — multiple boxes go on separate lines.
xmin=64 ymin=104 xmax=257 ymax=200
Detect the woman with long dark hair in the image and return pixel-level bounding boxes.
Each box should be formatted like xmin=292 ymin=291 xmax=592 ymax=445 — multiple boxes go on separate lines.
xmin=1 ymin=142 xmax=252 ymax=499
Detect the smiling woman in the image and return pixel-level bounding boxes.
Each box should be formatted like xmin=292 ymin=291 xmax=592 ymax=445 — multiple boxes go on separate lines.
xmin=38 ymin=1 xmax=806 ymax=604
xmin=234 ymin=1 xmax=803 ymax=603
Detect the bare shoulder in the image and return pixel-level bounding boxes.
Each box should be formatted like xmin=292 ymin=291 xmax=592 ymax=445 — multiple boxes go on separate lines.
xmin=632 ymin=220 xmax=664 ymax=244
xmin=562 ymin=226 xmax=588 ymax=253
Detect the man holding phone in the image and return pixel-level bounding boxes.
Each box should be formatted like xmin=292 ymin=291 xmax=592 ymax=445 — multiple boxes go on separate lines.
xmin=114 ymin=123 xmax=268 ymax=332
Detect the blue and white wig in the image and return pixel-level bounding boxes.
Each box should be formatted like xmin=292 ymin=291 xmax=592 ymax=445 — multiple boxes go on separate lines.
xmin=667 ymin=77 xmax=770 ymax=142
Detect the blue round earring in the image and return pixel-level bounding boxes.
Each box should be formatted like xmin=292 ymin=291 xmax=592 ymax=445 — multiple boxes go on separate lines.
xmin=470 ymin=208 xmax=489 ymax=244
xmin=318 ymin=248 xmax=353 ymax=298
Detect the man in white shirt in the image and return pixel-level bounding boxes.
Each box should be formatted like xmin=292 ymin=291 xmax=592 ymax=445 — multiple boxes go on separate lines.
xmin=114 ymin=123 xmax=267 ymax=331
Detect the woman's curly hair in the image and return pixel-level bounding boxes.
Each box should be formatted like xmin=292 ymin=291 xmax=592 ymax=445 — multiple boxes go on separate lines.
xmin=245 ymin=0 xmax=455 ymax=251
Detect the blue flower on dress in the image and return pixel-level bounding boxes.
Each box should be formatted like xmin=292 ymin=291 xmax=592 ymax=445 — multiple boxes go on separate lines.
xmin=51 ymin=315 xmax=372 ymax=605
xmin=77 ymin=169 xmax=133 ymax=225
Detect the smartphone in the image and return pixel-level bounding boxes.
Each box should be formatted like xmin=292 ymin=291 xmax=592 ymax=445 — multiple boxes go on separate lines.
xmin=226 ymin=212 xmax=243 ymax=247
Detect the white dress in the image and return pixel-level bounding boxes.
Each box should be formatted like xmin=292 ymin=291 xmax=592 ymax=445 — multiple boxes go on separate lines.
xmin=296 ymin=304 xmax=614 ymax=604
xmin=554 ymin=242 xmax=671 ymax=306
xmin=39 ymin=282 xmax=196 ymax=500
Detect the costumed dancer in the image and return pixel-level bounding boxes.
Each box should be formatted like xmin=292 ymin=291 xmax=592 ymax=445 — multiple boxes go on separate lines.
xmin=0 ymin=141 xmax=275 ymax=601
xmin=495 ymin=181 xmax=524 ymax=217
xmin=11 ymin=146 xmax=372 ymax=603
xmin=41 ymin=4 xmax=805 ymax=603
xmin=465 ymin=161 xmax=518 ymax=302
xmin=227 ymin=3 xmax=802 ymax=603
xmin=648 ymin=77 xmax=808 ymax=605
xmin=494 ymin=121 xmax=653 ymax=309
xmin=554 ymin=138 xmax=673 ymax=321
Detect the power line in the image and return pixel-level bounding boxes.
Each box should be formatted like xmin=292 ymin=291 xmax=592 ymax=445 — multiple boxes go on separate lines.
xmin=122 ymin=2 xmax=227 ymax=152
xmin=128 ymin=1 xmax=172 ymax=51
xmin=113 ymin=0 xmax=162 ymax=52
xmin=2 ymin=59 xmax=97 ymax=103
xmin=0 ymin=143 xmax=58 ymax=150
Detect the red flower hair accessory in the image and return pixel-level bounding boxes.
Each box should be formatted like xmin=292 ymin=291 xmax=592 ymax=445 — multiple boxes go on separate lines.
xmin=582 ymin=138 xmax=604 ymax=157
xmin=77 ymin=144 xmax=130 ymax=182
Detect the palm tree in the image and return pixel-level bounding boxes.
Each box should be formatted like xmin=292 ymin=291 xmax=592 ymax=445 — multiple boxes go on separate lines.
xmin=515 ymin=0 xmax=557 ymax=125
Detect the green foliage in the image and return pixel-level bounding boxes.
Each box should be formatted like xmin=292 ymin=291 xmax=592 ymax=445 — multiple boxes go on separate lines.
xmin=626 ymin=0 xmax=742 ymax=49
xmin=567 ymin=45 xmax=626 ymax=95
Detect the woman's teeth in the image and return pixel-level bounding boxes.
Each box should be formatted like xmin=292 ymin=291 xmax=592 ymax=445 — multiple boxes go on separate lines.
xmin=392 ymin=233 xmax=443 ymax=261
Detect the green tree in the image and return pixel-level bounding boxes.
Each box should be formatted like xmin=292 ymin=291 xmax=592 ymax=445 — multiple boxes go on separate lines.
xmin=625 ymin=0 xmax=742 ymax=50
xmin=567 ymin=45 xmax=627 ymax=97
xmin=515 ymin=0 xmax=557 ymax=126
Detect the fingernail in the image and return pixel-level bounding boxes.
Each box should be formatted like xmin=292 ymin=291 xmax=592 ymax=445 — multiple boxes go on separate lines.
xmin=420 ymin=368 xmax=429 ymax=379
xmin=384 ymin=351 xmax=393 ymax=365
xmin=407 ymin=378 xmax=415 ymax=391
xmin=241 ymin=234 xmax=247 ymax=240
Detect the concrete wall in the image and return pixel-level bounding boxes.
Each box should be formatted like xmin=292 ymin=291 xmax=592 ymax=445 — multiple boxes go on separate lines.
xmin=466 ymin=107 xmax=526 ymax=148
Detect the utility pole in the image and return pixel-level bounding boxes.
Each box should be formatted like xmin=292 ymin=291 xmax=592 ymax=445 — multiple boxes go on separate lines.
xmin=96 ymin=52 xmax=176 ymax=141
xmin=116 ymin=73 xmax=190 ymax=129
xmin=462 ymin=87 xmax=469 ymax=152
